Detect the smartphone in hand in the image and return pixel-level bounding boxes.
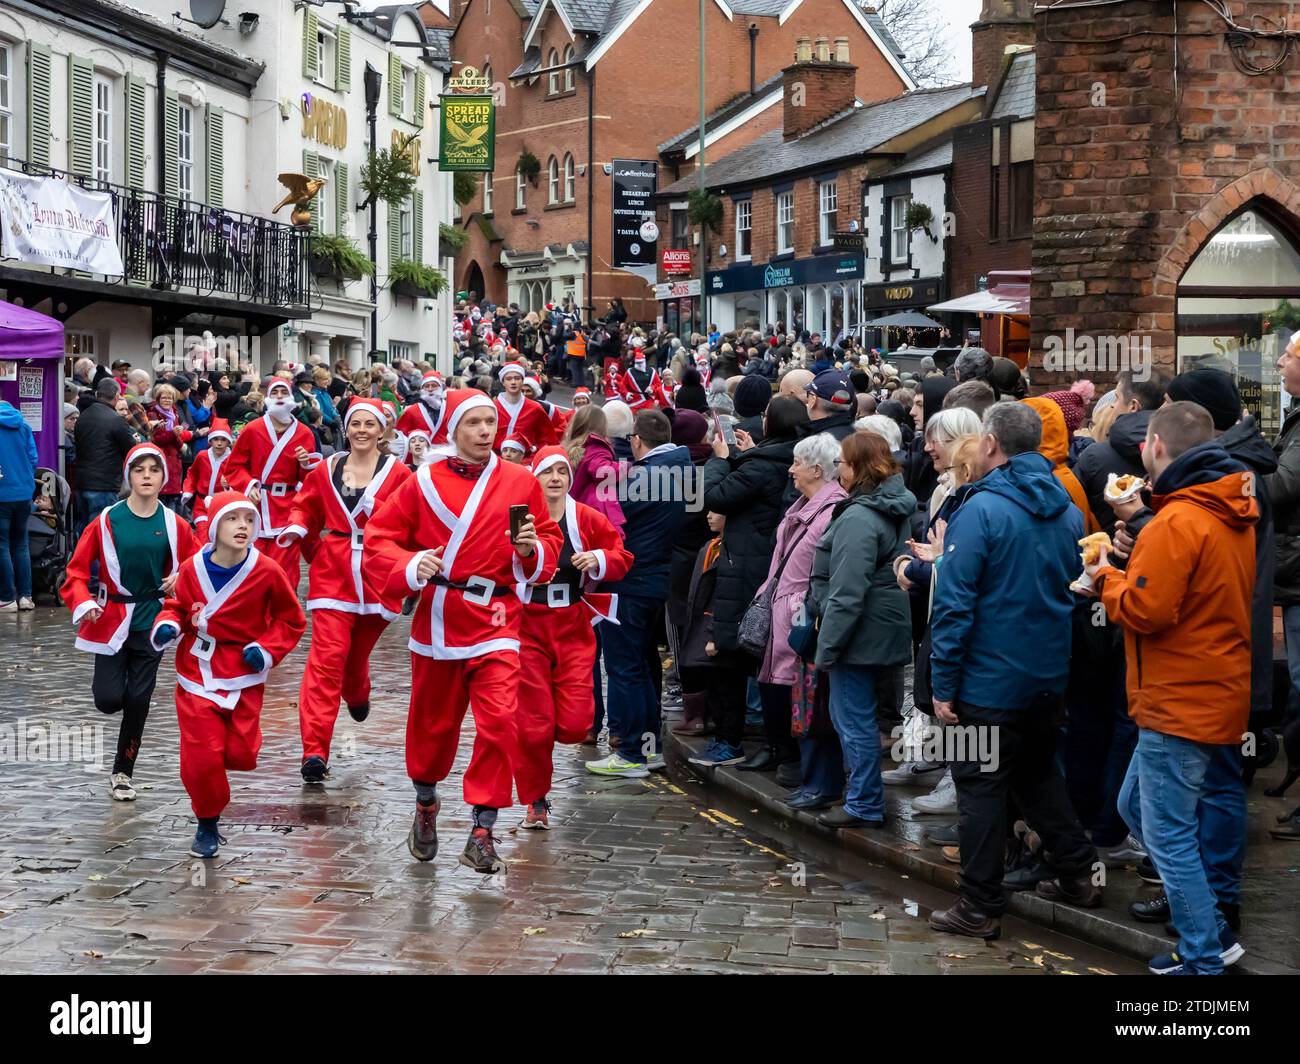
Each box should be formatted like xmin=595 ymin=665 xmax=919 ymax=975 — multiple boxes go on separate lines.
xmin=509 ymin=504 xmax=530 ymax=544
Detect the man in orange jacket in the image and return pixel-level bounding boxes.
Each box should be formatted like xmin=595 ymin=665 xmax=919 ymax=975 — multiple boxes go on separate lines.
xmin=1087 ymin=401 xmax=1257 ymax=976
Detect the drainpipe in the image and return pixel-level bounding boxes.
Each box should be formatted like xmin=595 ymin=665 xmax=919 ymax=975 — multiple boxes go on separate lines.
xmin=586 ymin=65 xmax=594 ymax=322
xmin=155 ymin=51 xmax=168 ymax=194
xmin=749 ymin=23 xmax=758 ymax=96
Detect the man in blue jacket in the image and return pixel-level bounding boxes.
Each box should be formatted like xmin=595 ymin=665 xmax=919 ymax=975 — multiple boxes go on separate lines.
xmin=927 ymin=401 xmax=1099 ymax=940
xmin=0 ymin=399 xmax=39 ymax=611
xmin=586 ymin=409 xmax=693 ymax=778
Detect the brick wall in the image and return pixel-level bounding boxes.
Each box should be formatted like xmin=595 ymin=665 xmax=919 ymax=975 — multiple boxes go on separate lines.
xmin=949 ymin=121 xmax=1031 ymax=298
xmin=1033 ymin=0 xmax=1300 ymax=386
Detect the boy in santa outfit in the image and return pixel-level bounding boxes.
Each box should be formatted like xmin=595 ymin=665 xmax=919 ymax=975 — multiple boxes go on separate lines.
xmin=152 ymin=492 xmax=306 ymax=857
xmin=183 ymin=418 xmax=233 ymax=531
xmin=364 ymin=389 xmax=563 ymax=872
xmin=523 ymin=376 xmax=572 ymax=439
xmin=63 ymin=444 xmax=198 ymax=801
xmin=515 ymin=447 xmax=632 ymax=828
xmin=397 ymin=371 xmax=447 ymax=442
xmin=618 ymin=344 xmax=670 ymax=411
xmin=572 ymin=387 xmax=592 ymax=409
xmin=601 ymin=361 xmax=621 ymax=402
xmin=500 ymin=436 xmax=529 ymax=464
xmin=493 ymin=362 xmax=555 ymax=456
xmin=277 ymin=399 xmax=413 ymax=782
xmin=222 ymin=378 xmax=317 ymax=580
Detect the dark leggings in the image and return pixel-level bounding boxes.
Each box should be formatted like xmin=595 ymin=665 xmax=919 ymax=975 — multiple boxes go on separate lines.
xmin=92 ymin=630 xmax=163 ymax=776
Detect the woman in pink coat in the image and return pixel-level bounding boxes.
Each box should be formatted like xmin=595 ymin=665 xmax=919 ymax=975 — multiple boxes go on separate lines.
xmin=747 ymin=432 xmax=847 ymax=807
xmin=563 ymin=404 xmax=625 ymax=535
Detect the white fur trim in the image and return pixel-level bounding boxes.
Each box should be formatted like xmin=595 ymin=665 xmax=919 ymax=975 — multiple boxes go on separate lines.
xmin=207 ymin=499 xmax=260 ymax=544
xmin=71 ymin=599 xmax=99 ymax=626
xmin=406 ymin=550 xmax=434 ymax=591
xmin=446 ymin=393 xmax=495 ymax=439
xmin=532 ymin=452 xmax=571 ymax=479
xmin=276 ymin=523 xmax=308 ymax=548
xmin=591 ymin=548 xmax=607 ymax=582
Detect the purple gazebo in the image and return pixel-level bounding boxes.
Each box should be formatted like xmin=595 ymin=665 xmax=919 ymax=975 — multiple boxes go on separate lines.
xmin=0 ymin=302 xmax=64 ymax=472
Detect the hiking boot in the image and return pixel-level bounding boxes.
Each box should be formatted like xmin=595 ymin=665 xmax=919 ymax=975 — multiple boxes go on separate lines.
xmin=1035 ymin=873 xmax=1103 ymax=908
xmin=407 ymin=799 xmax=440 ymax=862
xmin=929 ymin=896 xmax=1001 ymax=940
xmin=459 ymin=827 xmax=505 ymax=874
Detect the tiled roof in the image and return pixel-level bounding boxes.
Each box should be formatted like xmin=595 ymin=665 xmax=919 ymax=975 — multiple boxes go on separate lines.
xmin=658 ymin=82 xmax=979 ymax=196
xmin=658 ymin=71 xmax=785 ymax=155
xmin=877 ymin=138 xmax=952 ymax=180
xmin=988 ymin=50 xmax=1034 ymax=122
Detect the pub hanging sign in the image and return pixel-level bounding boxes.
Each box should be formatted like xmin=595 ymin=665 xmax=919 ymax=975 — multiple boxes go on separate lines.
xmin=438 ymin=68 xmax=495 ymax=173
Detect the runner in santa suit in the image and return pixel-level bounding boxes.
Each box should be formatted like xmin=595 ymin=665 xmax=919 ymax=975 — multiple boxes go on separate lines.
xmin=364 ymin=389 xmax=564 ymax=872
xmin=63 ymin=444 xmax=197 ymax=802
xmin=618 ymin=348 xmax=671 ymax=411
xmin=396 ymin=371 xmax=447 ymax=442
xmin=601 ymin=361 xmax=621 ymax=401
xmin=276 ymin=399 xmax=414 ymax=782
xmin=221 ymin=378 xmax=318 ymax=581
xmin=151 ymin=493 xmax=306 ymax=858
xmin=406 ymin=429 xmax=432 ymax=468
xmin=694 ymin=347 xmax=713 ymax=390
xmin=523 ymin=377 xmax=572 ymax=439
xmin=183 ymin=418 xmax=233 ymax=531
xmin=515 ymin=447 xmax=633 ymax=828
xmin=572 ymin=386 xmax=593 ymax=410
xmin=492 ymin=361 xmax=555 ymax=456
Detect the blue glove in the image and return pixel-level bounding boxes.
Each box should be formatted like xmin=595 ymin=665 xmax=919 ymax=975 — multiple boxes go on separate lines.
xmin=155 ymin=623 xmax=179 ymax=646
xmin=242 ymin=645 xmax=267 ymax=671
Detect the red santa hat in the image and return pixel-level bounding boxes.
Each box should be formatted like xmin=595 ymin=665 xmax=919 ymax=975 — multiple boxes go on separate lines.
xmin=207 ymin=418 xmax=233 ymax=443
xmin=497 ymin=361 xmax=527 ymax=381
xmin=344 ymin=397 xmax=387 ymax=430
xmin=421 ymin=371 xmax=444 ymax=389
xmin=205 ymin=491 xmax=261 ymax=545
xmin=122 ymin=442 xmax=166 ymax=486
xmin=380 ymin=400 xmax=397 ymax=425
xmin=407 ymin=428 xmax=432 ymax=445
xmin=264 ymin=376 xmax=292 ymax=396
xmin=500 ymin=435 xmax=529 ymax=455
xmin=442 ymin=388 xmax=497 ymax=439
xmin=522 ymin=377 xmax=544 ymax=398
xmin=530 ymin=445 xmax=572 ymax=478
xmin=573 ymin=387 xmax=592 ymax=403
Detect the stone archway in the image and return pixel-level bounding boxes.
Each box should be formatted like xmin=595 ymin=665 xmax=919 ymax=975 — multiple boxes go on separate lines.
xmin=1141 ymin=168 xmax=1300 ymax=364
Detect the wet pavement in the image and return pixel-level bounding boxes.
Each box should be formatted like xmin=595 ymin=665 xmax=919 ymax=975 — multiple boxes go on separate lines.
xmin=0 ymin=603 xmax=1141 ymax=974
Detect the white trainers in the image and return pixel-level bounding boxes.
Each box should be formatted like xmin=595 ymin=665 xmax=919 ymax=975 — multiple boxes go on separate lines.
xmin=911 ymin=769 xmax=957 ymax=815
xmin=0 ymin=601 xmax=16 ymax=613
xmin=645 ymin=753 xmax=668 ymax=772
xmin=881 ymin=760 xmax=945 ymax=785
xmin=1097 ymin=833 xmax=1148 ymax=867
xmin=109 ymin=773 xmax=136 ymax=801
xmin=17 ymin=597 xmax=35 ymax=611
xmin=585 ymin=754 xmax=650 ymax=779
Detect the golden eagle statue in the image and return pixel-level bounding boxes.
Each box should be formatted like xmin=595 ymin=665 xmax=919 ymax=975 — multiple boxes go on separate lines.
xmin=273 ymin=172 xmax=328 ymax=227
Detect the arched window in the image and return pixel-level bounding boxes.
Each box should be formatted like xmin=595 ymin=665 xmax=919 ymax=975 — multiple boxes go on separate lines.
xmin=547 ymin=155 xmax=559 ymax=204
xmin=547 ymin=49 xmax=559 ymax=95
xmin=563 ymin=153 xmax=575 ymax=202
xmin=563 ymin=45 xmax=574 ymax=92
xmin=1177 ymin=206 xmax=1300 ymax=436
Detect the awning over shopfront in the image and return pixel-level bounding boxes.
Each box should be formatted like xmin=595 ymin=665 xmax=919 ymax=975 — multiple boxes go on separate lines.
xmin=929 ymin=289 xmax=1028 ymax=316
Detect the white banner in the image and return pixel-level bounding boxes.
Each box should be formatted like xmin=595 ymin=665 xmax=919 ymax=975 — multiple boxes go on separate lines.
xmin=0 ymin=169 xmax=125 ymax=276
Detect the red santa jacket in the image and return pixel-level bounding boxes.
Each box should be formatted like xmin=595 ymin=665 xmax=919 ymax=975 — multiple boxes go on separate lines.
xmin=602 ymin=362 xmax=621 ymax=401
xmin=618 ymin=367 xmax=670 ymax=411
xmin=524 ymin=496 xmax=633 ymax=626
xmin=363 ymin=453 xmax=563 ymax=659
xmin=222 ymin=413 xmax=316 ymax=536
xmin=397 ymin=400 xmax=447 ymax=444
xmin=182 ymin=448 xmax=231 ymax=529
xmin=152 ymin=546 xmax=306 ymax=710
xmin=280 ymin=452 xmax=413 ymax=618
xmin=540 ymin=400 xmax=572 ymax=441
xmin=62 ymin=501 xmax=197 ymax=654
xmin=492 ymin=395 xmax=556 ymax=455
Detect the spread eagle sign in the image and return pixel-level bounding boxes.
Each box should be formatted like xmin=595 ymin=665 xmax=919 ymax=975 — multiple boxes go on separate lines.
xmin=444 ymin=116 xmax=490 ymax=151
xmin=273 ymin=173 xmax=328 ymax=226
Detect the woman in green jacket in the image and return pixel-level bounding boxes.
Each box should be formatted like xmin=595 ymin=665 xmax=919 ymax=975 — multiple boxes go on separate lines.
xmin=809 ymin=430 xmax=916 ymax=829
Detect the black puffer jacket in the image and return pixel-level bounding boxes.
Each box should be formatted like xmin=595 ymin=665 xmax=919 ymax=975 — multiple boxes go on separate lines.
xmin=701 ymin=436 xmax=797 ymax=652
xmin=1074 ymin=409 xmax=1151 ymax=535
xmin=1219 ymin=416 xmax=1278 ymax=717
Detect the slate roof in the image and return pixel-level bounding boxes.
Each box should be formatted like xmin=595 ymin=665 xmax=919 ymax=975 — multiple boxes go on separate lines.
xmin=658 ymin=71 xmax=785 ymax=155
xmin=658 ymin=82 xmax=980 ymax=196
xmin=988 ymin=50 xmax=1034 ymax=122
xmin=876 ymin=137 xmax=952 ymax=180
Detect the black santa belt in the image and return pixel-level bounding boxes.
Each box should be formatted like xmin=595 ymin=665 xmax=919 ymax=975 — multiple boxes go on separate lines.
xmin=525 ymin=575 xmax=583 ymax=607
xmin=430 ymin=573 xmax=515 ymax=606
xmin=97 ymin=586 xmax=164 ymax=606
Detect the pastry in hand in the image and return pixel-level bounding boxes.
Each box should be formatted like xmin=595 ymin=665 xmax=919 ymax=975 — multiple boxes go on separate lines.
xmin=1104 ymin=473 xmax=1144 ymax=501
xmin=1079 ymin=531 xmax=1113 ymax=566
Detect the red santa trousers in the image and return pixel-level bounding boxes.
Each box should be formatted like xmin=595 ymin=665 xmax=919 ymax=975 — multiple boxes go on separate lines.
xmin=176 ymin=686 xmax=264 ymax=819
xmin=514 ymin=605 xmax=598 ymax=805
xmin=406 ymin=651 xmax=518 ymax=809
xmin=257 ymin=533 xmax=303 ymax=583
xmin=298 ymin=609 xmax=389 ymax=763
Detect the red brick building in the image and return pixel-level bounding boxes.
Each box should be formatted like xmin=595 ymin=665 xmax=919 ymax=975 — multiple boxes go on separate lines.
xmin=441 ymin=0 xmax=915 ymax=322
xmin=1033 ymin=0 xmax=1300 ymax=432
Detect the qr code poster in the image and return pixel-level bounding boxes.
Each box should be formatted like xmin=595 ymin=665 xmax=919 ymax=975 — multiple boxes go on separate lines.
xmin=18 ymin=366 xmax=43 ymax=399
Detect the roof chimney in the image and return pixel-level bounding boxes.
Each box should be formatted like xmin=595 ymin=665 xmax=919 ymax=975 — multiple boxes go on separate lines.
xmin=971 ymin=0 xmax=1035 ymax=91
xmin=783 ymin=40 xmax=857 ymax=141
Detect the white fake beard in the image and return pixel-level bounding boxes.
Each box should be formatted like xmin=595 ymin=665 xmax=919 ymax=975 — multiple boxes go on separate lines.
xmin=420 ymin=391 xmax=442 ymax=410
xmin=267 ymin=397 xmax=295 ymax=423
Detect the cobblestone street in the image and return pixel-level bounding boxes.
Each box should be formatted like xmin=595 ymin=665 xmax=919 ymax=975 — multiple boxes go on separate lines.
xmin=0 ymin=606 xmax=1140 ymax=974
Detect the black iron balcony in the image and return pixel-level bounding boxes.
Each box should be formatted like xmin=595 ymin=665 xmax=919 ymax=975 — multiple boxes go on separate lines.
xmin=1 ymin=160 xmax=312 ymax=312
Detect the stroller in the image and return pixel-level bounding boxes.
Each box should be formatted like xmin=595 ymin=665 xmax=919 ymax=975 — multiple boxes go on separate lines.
xmin=28 ymin=468 xmax=73 ymax=602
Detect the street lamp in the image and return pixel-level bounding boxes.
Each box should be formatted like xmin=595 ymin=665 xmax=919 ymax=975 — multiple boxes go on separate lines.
xmin=364 ymin=63 xmax=382 ymax=353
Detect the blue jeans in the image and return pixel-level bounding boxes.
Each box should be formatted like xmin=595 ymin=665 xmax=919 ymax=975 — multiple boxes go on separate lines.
xmin=0 ymin=500 xmax=32 ymax=602
xmin=826 ymin=664 xmax=886 ymax=820
xmin=1119 ymin=730 xmax=1239 ymax=973
xmin=604 ymin=593 xmax=662 ymax=764
xmin=76 ymin=489 xmax=120 ymax=541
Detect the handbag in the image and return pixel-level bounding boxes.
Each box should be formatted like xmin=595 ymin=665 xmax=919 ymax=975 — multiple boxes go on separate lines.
xmin=737 ymin=523 xmax=812 ymax=656
xmin=786 ymin=597 xmax=819 ymax=661
xmin=791 ymin=660 xmax=834 ymax=739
